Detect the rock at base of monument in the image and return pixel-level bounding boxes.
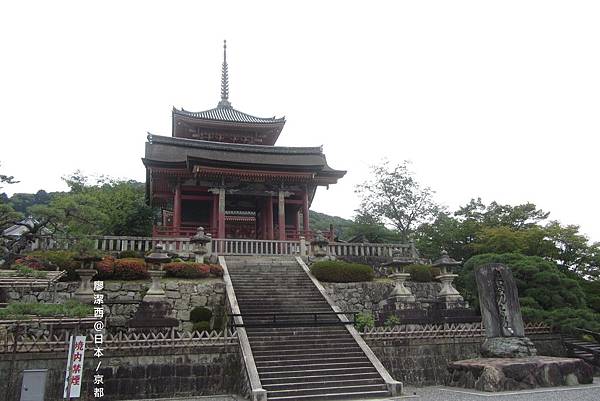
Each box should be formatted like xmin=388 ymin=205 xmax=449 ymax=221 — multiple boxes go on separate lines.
xmin=128 ymin=301 xmax=178 ymax=328
xmin=482 ymin=336 xmax=537 ymax=358
xmin=447 ymin=356 xmax=594 ymax=392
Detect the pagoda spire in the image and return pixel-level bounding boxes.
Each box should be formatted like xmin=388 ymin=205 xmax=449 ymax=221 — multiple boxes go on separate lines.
xmin=218 ymin=40 xmax=232 ymax=109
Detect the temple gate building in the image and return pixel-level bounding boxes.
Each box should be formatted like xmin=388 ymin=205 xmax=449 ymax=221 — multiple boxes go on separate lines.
xmin=143 ymin=42 xmax=345 ymax=240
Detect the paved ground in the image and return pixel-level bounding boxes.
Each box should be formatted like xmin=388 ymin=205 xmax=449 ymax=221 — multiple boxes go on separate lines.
xmin=400 ymin=378 xmax=600 ymax=401
xmin=124 ymin=378 xmax=600 ymax=401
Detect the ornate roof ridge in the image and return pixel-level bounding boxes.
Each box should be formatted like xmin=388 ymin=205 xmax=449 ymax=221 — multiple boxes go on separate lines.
xmin=173 ymin=106 xmax=285 ymax=125
xmin=147 ymin=133 xmax=322 ymax=155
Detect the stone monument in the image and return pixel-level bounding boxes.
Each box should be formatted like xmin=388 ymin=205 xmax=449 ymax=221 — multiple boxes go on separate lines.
xmin=447 ymin=263 xmax=593 ymax=391
xmin=476 ymin=263 xmax=536 ymax=358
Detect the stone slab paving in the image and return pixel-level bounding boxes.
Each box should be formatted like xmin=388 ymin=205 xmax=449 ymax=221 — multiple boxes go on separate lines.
xmin=397 ymin=377 xmax=600 ymax=401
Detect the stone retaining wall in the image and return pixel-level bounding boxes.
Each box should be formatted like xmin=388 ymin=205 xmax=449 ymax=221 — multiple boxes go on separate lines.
xmin=367 ymin=334 xmax=566 ymax=386
xmin=3 ymin=278 xmax=226 ymax=331
xmin=322 ymin=281 xmax=442 ymax=314
xmin=0 ymin=344 xmax=240 ymax=401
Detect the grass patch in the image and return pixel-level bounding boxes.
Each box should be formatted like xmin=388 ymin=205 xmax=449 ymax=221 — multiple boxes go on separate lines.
xmin=0 ymin=300 xmax=93 ymax=320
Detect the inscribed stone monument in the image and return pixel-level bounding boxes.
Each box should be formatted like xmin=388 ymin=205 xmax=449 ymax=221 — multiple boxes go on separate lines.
xmin=475 ymin=263 xmax=536 ymax=357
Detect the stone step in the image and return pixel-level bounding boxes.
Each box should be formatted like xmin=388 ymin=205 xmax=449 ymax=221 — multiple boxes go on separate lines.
xmin=249 ymin=333 xmax=354 ymax=342
xmin=249 ymin=336 xmax=354 ymax=347
xmin=253 ymin=351 xmax=366 ymax=362
xmin=260 ymin=371 xmax=382 ymax=385
xmin=246 ymin=327 xmax=350 ymax=335
xmin=259 ymin=366 xmax=379 ymax=380
xmin=237 ymin=298 xmax=326 ymax=303
xmin=266 ymin=383 xmax=388 ymax=398
xmin=256 ymin=361 xmax=374 ymax=373
xmin=256 ymin=356 xmax=369 ymax=368
xmin=267 ymin=389 xmax=390 ymax=401
xmin=263 ymin=377 xmax=384 ymax=392
xmin=251 ymin=343 xmax=362 ymax=354
xmin=238 ymin=299 xmax=329 ymax=304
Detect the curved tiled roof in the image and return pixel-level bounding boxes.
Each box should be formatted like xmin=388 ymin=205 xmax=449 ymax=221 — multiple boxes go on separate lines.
xmin=173 ymin=106 xmax=285 ymax=125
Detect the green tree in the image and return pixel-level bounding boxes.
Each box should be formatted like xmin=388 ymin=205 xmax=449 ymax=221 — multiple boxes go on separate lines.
xmin=458 ymin=253 xmax=587 ymax=313
xmin=355 ymin=161 xmax=440 ymax=242
xmin=0 ymin=162 xmax=19 ymax=190
xmin=455 ymin=198 xmax=549 ymax=229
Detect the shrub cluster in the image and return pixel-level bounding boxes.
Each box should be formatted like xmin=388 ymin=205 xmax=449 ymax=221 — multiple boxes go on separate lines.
xmin=355 ymin=312 xmax=375 ymax=331
xmin=92 ymin=257 xmax=148 ymax=280
xmin=163 ymin=262 xmax=210 ymax=279
xmin=118 ymin=250 xmax=143 ymax=259
xmin=13 ymin=256 xmax=48 ymax=270
xmin=113 ymin=258 xmax=148 ymax=280
xmin=190 ymin=306 xmax=213 ymax=332
xmin=405 ymin=264 xmax=441 ymax=282
xmin=310 ymin=260 xmax=374 ymax=282
xmin=163 ymin=262 xmax=223 ymax=279
xmin=20 ymin=250 xmax=81 ymax=280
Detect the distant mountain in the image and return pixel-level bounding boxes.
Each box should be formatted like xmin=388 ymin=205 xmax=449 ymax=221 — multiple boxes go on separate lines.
xmin=309 ymin=210 xmax=354 ymax=239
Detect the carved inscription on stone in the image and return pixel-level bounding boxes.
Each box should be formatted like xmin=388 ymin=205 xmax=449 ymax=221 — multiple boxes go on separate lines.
xmin=493 ymin=267 xmax=514 ymax=336
xmin=475 ymin=263 xmax=525 ymax=338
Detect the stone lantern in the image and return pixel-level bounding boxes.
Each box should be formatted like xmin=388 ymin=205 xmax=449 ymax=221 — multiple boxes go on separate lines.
xmin=433 ymin=250 xmax=463 ymax=303
xmin=190 ymin=227 xmax=212 ymax=263
xmin=143 ymin=244 xmax=171 ymax=302
xmin=310 ymin=230 xmax=329 ymax=259
xmin=387 ymin=249 xmax=416 ymax=302
xmin=73 ymin=255 xmax=101 ymax=303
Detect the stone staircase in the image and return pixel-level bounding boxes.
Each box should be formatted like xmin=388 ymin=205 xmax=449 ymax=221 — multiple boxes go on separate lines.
xmin=226 ymin=256 xmax=393 ymax=401
xmin=564 ymin=337 xmax=600 ymax=368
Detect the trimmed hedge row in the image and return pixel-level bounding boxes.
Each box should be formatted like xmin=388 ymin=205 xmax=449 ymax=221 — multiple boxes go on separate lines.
xmin=405 ymin=264 xmax=442 ymax=282
xmin=13 ymin=250 xmax=224 ymax=281
xmin=310 ymin=260 xmax=374 ymax=282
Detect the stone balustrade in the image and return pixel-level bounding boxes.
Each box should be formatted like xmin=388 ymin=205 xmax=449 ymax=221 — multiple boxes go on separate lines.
xmin=30 ymin=235 xmax=414 ymax=258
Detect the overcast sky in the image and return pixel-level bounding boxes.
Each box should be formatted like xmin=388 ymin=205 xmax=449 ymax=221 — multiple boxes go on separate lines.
xmin=1 ymin=1 xmax=598 ymax=242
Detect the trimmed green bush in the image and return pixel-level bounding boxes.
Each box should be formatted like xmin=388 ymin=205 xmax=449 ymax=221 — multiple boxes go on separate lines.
xmin=192 ymin=321 xmax=211 ymax=332
xmin=404 ymin=264 xmax=441 ymax=282
xmin=112 ymin=258 xmax=148 ymax=280
xmin=118 ymin=250 xmax=142 ymax=259
xmin=190 ymin=306 xmax=212 ymax=323
xmin=163 ymin=262 xmax=210 ymax=279
xmin=25 ymin=250 xmax=81 ymax=281
xmin=310 ymin=260 xmax=374 ymax=282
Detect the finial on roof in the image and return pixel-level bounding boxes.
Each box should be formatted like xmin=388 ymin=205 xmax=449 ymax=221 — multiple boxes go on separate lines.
xmin=218 ymin=40 xmax=232 ymax=109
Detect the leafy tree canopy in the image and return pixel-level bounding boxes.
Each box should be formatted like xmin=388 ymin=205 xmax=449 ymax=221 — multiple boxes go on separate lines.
xmin=458 ymin=253 xmax=600 ymax=333
xmin=355 ymin=160 xmax=440 ymax=242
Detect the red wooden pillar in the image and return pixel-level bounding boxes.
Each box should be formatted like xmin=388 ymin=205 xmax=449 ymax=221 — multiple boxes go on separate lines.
xmin=260 ymin=200 xmax=267 ymax=239
xmin=266 ymin=196 xmax=274 ymax=240
xmin=173 ymin=183 xmax=182 ymax=231
xmin=302 ymin=190 xmax=310 ymax=237
xmin=294 ymin=208 xmax=300 ymax=239
xmin=217 ymin=188 xmax=225 ymax=239
xmin=211 ymin=194 xmax=218 ymax=236
xmin=278 ymin=191 xmax=286 ymax=240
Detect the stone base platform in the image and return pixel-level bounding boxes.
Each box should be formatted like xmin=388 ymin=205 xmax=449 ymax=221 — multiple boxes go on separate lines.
xmin=447 ymin=356 xmax=593 ymax=392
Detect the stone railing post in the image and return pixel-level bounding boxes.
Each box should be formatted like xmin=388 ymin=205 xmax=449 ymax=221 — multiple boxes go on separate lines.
xmin=299 ymin=236 xmax=307 ymax=257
